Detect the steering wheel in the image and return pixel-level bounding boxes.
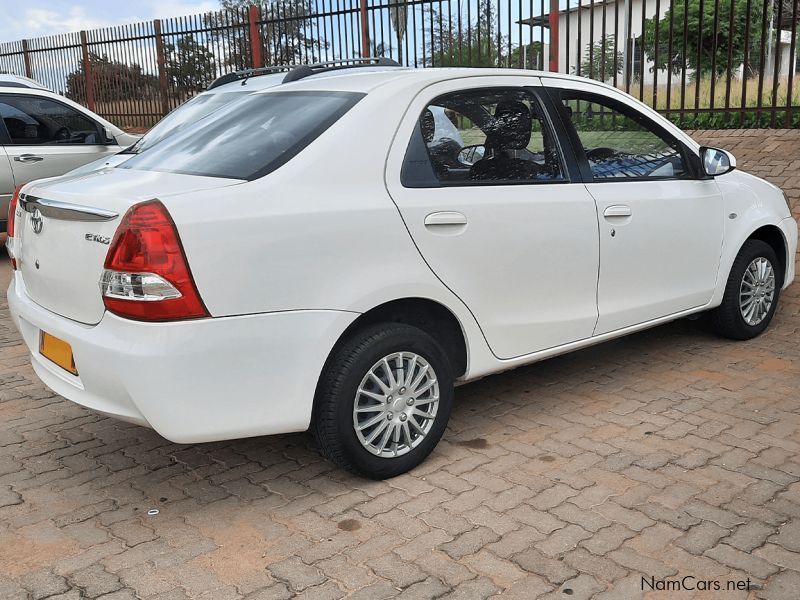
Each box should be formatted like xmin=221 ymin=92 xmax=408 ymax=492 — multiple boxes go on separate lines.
xmin=586 ymin=147 xmax=617 ymax=161
xmin=53 ymin=126 xmax=72 ymax=142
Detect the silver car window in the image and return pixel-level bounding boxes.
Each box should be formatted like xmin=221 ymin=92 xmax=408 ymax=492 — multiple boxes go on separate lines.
xmin=0 ymin=95 xmax=102 ymax=145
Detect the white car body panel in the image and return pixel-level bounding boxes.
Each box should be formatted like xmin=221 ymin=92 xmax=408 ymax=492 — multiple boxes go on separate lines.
xmin=542 ymin=77 xmax=726 ymax=335
xmin=65 ymin=152 xmax=132 ymax=176
xmin=386 ymin=75 xmax=600 ymax=359
xmin=9 ymin=274 xmax=356 ymax=441
xmin=588 ymin=178 xmax=724 ymax=334
xmin=6 ymin=67 xmax=798 ymax=444
xmin=13 ymin=168 xmax=241 ymax=324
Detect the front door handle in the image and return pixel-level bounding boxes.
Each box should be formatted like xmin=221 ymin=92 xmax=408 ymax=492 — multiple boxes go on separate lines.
xmin=424 ymin=211 xmax=468 ymax=226
xmin=603 ymin=205 xmax=632 ymax=218
xmin=14 ymin=154 xmax=44 ymax=163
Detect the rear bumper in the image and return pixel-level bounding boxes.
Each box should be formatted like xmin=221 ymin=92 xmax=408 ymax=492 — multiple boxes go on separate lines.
xmin=8 ymin=273 xmax=358 ymax=443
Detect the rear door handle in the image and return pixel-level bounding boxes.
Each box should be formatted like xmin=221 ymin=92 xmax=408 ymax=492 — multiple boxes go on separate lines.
xmin=14 ymin=154 xmax=44 ymax=163
xmin=424 ymin=211 xmax=468 ymax=226
xmin=603 ymin=205 xmax=632 ymax=218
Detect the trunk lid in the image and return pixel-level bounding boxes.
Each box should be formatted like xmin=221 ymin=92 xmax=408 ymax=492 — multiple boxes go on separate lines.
xmin=15 ymin=168 xmax=240 ymax=324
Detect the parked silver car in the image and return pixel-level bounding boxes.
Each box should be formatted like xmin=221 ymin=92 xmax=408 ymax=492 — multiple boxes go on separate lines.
xmin=0 ymin=75 xmax=138 ymax=241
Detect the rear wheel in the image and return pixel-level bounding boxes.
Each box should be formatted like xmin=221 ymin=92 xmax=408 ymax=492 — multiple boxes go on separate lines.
xmin=313 ymin=323 xmax=453 ymax=479
xmin=708 ymin=239 xmax=781 ymax=340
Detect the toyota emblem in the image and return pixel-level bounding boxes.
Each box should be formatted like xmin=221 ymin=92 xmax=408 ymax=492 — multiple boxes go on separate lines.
xmin=30 ymin=208 xmax=43 ymax=234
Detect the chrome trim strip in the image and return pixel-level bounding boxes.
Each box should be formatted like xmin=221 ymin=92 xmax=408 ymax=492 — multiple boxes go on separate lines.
xmin=19 ymin=194 xmax=118 ymax=222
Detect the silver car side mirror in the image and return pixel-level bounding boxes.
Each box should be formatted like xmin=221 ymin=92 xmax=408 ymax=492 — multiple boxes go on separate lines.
xmin=700 ymin=146 xmax=736 ymax=177
xmin=457 ymin=144 xmax=486 ymax=167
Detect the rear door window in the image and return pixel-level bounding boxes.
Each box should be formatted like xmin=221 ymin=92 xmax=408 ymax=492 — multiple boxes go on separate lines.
xmin=405 ymin=88 xmax=565 ymax=186
xmin=121 ymin=91 xmax=364 ymax=180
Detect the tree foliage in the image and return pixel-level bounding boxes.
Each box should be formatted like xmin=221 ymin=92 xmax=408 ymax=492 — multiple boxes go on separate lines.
xmin=424 ymin=3 xmax=504 ymax=67
xmin=577 ymin=35 xmax=623 ymax=81
xmin=212 ymin=0 xmax=324 ymax=69
xmin=639 ymin=0 xmax=764 ymax=76
xmin=389 ymin=0 xmax=408 ymax=64
xmin=509 ymin=42 xmax=545 ymax=70
xmin=66 ymin=53 xmax=158 ymax=102
xmin=165 ymin=34 xmax=216 ymax=93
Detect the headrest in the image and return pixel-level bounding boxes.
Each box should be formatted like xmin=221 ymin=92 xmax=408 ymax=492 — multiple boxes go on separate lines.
xmin=420 ymin=108 xmax=435 ymax=144
xmin=488 ymin=100 xmax=532 ymax=150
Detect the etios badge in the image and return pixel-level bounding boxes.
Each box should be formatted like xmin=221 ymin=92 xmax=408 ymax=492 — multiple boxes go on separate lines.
xmin=30 ymin=208 xmax=43 ymax=234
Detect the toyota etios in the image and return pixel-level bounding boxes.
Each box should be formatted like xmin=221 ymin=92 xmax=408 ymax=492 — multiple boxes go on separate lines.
xmin=7 ymin=62 xmax=798 ymax=479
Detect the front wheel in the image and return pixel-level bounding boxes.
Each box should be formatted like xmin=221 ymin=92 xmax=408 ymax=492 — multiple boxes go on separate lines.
xmin=312 ymin=323 xmax=454 ymax=479
xmin=707 ymin=239 xmax=782 ymax=340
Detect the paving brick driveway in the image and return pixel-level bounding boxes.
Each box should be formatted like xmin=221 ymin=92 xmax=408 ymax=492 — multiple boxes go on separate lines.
xmin=2 ymin=129 xmax=800 ymax=599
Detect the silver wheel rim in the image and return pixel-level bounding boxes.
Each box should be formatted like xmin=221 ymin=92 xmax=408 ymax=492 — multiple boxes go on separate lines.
xmin=739 ymin=257 xmax=775 ymax=326
xmin=353 ymin=352 xmax=440 ymax=458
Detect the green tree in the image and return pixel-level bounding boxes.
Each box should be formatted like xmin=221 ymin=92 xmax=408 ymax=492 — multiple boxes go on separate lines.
xmin=425 ymin=2 xmax=504 ymax=67
xmin=577 ymin=35 xmax=623 ymax=81
xmin=66 ymin=53 xmax=158 ymax=102
xmin=389 ymin=0 xmax=408 ymax=64
xmin=639 ymin=0 xmax=764 ymax=77
xmin=509 ymin=42 xmax=545 ymax=69
xmin=165 ymin=34 xmax=216 ymax=94
xmin=211 ymin=0 xmax=324 ymax=69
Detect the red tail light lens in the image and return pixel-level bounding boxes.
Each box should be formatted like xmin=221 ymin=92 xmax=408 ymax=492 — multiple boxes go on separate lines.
xmin=7 ymin=185 xmax=21 ymax=238
xmin=6 ymin=185 xmax=22 ymax=270
xmin=101 ymin=200 xmax=209 ymax=321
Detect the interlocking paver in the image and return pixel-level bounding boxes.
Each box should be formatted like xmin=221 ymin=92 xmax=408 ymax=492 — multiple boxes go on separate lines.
xmin=2 ymin=128 xmax=800 ymax=597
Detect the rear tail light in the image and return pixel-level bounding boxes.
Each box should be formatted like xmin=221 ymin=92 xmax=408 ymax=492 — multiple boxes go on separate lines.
xmin=6 ymin=185 xmax=22 ymax=270
xmin=100 ymin=200 xmax=209 ymax=321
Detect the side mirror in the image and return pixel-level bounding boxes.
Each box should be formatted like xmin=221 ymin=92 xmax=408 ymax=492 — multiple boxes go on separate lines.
xmin=457 ymin=144 xmax=486 ymax=167
xmin=700 ymin=146 xmax=736 ymax=177
xmin=103 ymin=126 xmax=116 ymax=144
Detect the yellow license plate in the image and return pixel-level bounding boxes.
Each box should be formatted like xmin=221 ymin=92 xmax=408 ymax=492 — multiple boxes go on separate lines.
xmin=39 ymin=331 xmax=78 ymax=375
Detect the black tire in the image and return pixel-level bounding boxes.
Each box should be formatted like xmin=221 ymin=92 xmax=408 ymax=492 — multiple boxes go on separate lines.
xmin=707 ymin=239 xmax=782 ymax=340
xmin=312 ymin=323 xmax=454 ymax=479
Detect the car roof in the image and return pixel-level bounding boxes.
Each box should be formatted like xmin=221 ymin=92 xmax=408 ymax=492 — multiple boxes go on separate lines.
xmin=250 ymin=66 xmax=614 ymax=95
xmin=0 ymin=74 xmax=50 ymax=90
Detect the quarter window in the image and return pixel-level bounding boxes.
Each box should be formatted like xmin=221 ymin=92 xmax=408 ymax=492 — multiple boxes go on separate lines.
xmin=417 ymin=88 xmax=564 ymax=185
xmin=0 ymin=95 xmax=103 ymax=145
xmin=559 ymin=94 xmax=688 ymax=180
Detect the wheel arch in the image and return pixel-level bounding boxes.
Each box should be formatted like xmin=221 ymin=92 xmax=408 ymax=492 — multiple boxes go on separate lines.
xmin=747 ymin=224 xmax=788 ymax=286
xmin=323 ymin=297 xmax=469 ymax=379
xmin=310 ymin=297 xmax=470 ymax=431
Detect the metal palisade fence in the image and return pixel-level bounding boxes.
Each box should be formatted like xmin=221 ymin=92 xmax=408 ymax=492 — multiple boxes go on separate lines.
xmin=1 ymin=0 xmax=799 ymax=130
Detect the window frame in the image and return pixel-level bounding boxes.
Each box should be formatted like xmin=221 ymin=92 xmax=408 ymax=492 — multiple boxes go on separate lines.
xmin=0 ymin=93 xmax=109 ymax=147
xmin=544 ymin=86 xmax=703 ymax=183
xmin=401 ymin=86 xmax=576 ymax=189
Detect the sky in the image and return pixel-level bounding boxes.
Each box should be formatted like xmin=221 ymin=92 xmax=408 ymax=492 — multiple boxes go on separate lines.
xmin=0 ymin=0 xmax=220 ymax=43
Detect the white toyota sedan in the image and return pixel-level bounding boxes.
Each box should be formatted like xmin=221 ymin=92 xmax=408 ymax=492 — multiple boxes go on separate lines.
xmin=7 ymin=63 xmax=797 ymax=479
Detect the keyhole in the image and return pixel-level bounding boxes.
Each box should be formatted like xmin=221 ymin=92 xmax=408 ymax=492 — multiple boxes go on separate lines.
xmin=610 ymin=229 xmax=616 ymax=237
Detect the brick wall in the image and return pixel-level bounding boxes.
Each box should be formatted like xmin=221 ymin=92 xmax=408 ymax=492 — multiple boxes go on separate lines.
xmin=686 ymin=129 xmax=800 ymax=222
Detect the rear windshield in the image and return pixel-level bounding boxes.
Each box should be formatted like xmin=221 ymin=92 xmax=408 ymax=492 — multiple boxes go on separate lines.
xmin=120 ymin=91 xmax=363 ymax=180
xmin=125 ymin=91 xmax=245 ymax=155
